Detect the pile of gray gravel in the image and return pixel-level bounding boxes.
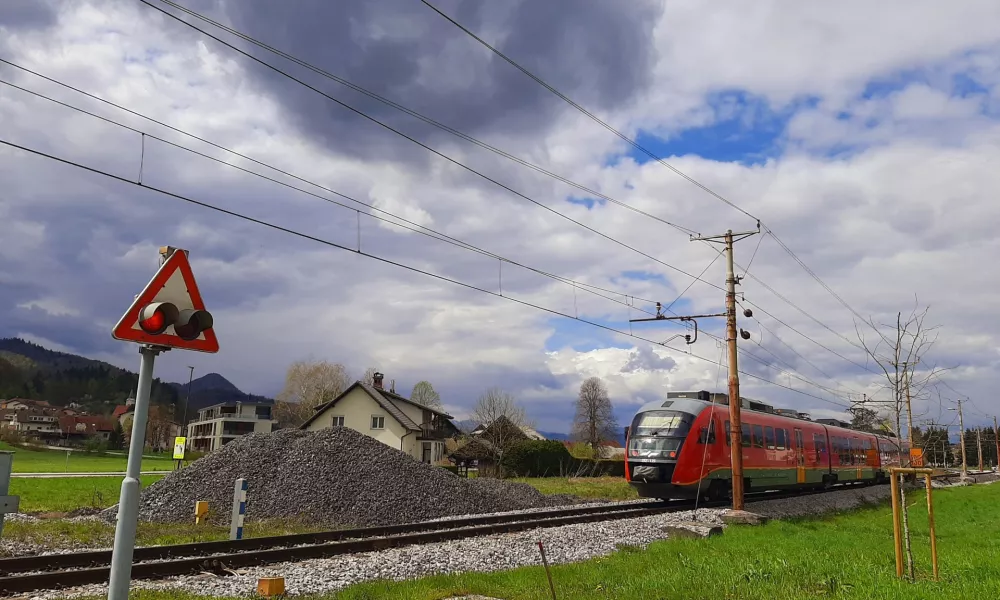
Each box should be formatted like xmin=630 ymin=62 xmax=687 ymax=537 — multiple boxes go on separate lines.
xmin=100 ymin=428 xmax=581 ymax=527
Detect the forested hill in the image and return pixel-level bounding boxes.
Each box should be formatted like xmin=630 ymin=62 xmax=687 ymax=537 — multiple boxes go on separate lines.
xmin=0 ymin=338 xmax=179 ymax=411
xmin=0 ymin=338 xmax=271 ymax=416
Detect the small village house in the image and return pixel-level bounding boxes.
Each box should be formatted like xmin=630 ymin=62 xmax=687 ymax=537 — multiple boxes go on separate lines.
xmin=300 ymin=372 xmax=460 ymax=464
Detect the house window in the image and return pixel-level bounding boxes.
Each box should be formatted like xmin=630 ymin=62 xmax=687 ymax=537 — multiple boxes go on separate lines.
xmin=370 ymin=415 xmax=385 ymax=430
xmin=331 ymin=416 xmax=345 ymax=427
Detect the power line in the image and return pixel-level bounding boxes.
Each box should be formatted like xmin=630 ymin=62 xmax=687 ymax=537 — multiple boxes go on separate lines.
xmin=147 ymin=0 xmax=700 ymax=238
xmin=0 ymin=72 xmax=681 ymax=325
xmin=418 ymin=0 xmax=758 ymax=223
xmin=742 ymin=298 xmax=878 ymax=375
xmin=421 ymin=0 xmax=880 ymax=340
xmin=149 ymin=0 xmax=876 ymax=361
xmin=0 ymin=135 xmax=848 ymax=408
xmin=135 ymin=0 xmax=725 ymax=294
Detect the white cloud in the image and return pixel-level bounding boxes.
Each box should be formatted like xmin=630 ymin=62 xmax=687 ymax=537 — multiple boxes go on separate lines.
xmin=2 ymin=0 xmax=1000 ymax=433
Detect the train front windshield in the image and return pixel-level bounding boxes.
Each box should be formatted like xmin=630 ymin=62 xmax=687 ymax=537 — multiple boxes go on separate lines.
xmin=628 ymin=410 xmax=695 ymax=459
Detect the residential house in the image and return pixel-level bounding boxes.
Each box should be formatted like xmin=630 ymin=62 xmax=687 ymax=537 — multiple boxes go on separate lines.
xmin=185 ymin=400 xmax=276 ymax=452
xmin=470 ymin=416 xmax=547 ymax=442
xmin=300 ymin=372 xmax=461 ymax=464
xmin=56 ymin=415 xmax=116 ymax=445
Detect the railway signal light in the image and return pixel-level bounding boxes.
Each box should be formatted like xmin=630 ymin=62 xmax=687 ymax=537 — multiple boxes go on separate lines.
xmin=137 ymin=302 xmax=214 ymax=341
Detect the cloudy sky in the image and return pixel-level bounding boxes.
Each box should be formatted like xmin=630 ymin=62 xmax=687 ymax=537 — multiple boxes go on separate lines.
xmin=3 ymin=0 xmax=1000 ymax=433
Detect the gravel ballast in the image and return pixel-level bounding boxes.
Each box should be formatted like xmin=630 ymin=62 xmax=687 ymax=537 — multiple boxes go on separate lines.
xmin=99 ymin=428 xmax=582 ymax=527
xmin=28 ymin=479 xmax=999 ymax=599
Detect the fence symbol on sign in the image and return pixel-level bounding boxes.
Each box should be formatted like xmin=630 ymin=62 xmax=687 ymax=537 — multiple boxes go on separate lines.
xmin=111 ymin=249 xmax=219 ymax=353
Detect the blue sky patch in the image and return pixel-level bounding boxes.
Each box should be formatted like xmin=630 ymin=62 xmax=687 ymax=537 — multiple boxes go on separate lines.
xmin=543 ymin=317 xmax=633 ymax=352
xmin=566 ymin=196 xmax=606 ymax=210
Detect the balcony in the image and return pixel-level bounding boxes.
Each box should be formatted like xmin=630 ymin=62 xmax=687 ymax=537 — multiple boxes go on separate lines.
xmin=419 ymin=422 xmax=454 ymax=440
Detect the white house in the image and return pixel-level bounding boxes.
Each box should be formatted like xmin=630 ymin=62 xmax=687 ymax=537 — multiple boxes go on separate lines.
xmin=186 ymin=400 xmax=276 ymax=452
xmin=300 ymin=372 xmax=460 ymax=464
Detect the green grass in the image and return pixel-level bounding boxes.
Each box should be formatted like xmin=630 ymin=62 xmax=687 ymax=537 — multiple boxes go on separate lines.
xmin=1 ymin=442 xmax=177 ymax=473
xmin=84 ymin=483 xmax=1000 ymax=600
xmin=3 ymin=517 xmax=324 ymax=553
xmin=513 ymin=476 xmax=637 ymax=501
xmin=10 ymin=475 xmax=165 ymax=513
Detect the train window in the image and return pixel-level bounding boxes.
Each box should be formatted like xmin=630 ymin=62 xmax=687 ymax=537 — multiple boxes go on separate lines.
xmin=724 ymin=421 xmax=731 ymax=446
xmin=697 ymin=421 xmax=716 ymax=444
xmin=630 ymin=411 xmax=694 ymax=438
xmin=764 ymin=426 xmax=775 ymax=449
xmin=742 ymin=423 xmax=752 ymax=447
xmin=752 ymin=424 xmax=764 ymax=448
xmin=813 ymin=433 xmax=827 ymax=461
xmin=776 ymin=428 xmax=786 ymax=450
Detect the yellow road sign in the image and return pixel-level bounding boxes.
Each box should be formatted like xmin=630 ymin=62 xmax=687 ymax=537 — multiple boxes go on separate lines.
xmin=173 ymin=437 xmax=186 ymax=460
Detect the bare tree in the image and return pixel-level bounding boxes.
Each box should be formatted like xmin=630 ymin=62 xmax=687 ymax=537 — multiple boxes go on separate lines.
xmin=471 ymin=386 xmax=529 ymax=476
xmin=571 ymin=377 xmax=618 ymax=457
xmin=855 ymin=300 xmax=943 ymax=581
xmin=410 ymin=381 xmax=443 ymax=410
xmin=275 ymin=360 xmax=351 ymax=428
xmin=360 ymin=367 xmax=380 ymax=387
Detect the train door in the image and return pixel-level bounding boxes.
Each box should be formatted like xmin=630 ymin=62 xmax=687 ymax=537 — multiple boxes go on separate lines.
xmin=794 ymin=428 xmax=805 ymax=484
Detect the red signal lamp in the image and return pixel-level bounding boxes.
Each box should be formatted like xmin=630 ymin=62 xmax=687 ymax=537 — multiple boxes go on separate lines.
xmin=137 ymin=302 xmax=214 ymax=340
xmin=138 ymin=302 xmax=179 ymax=335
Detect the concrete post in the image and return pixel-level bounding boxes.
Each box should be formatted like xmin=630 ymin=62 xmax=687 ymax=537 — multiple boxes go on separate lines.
xmin=230 ymin=478 xmax=248 ymax=540
xmin=0 ymin=452 xmax=19 ymax=537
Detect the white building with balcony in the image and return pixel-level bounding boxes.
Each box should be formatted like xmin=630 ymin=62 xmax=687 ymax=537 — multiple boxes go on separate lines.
xmin=185 ymin=400 xmax=276 ymax=452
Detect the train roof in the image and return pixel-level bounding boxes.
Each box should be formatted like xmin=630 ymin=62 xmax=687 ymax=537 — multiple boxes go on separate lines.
xmin=633 ymin=390 xmax=901 ymax=440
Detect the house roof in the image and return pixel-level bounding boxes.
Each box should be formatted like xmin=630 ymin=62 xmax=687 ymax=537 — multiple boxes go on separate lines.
xmin=470 ymin=417 xmax=546 ymax=441
xmin=299 ymin=381 xmax=454 ymax=431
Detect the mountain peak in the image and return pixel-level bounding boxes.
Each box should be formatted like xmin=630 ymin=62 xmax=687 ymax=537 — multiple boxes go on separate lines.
xmin=187 ymin=373 xmax=241 ymax=395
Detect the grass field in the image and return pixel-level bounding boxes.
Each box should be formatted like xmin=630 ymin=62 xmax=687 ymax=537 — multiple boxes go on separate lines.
xmin=1 ymin=443 xmax=177 ymax=473
xmin=513 ymin=476 xmax=637 ymax=501
xmin=10 ymin=475 xmax=166 ymax=513
xmin=83 ymin=483 xmax=1000 ymax=600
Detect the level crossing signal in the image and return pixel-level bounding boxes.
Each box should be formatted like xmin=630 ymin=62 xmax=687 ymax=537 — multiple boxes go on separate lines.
xmin=112 ymin=247 xmax=219 ymax=353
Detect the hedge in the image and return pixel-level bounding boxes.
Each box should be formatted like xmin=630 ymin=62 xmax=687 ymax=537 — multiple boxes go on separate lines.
xmin=500 ymin=439 xmax=625 ymax=478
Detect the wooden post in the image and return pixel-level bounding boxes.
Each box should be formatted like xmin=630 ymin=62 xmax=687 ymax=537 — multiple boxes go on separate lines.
xmin=537 ymin=541 xmax=557 ymax=600
xmin=890 ymin=472 xmax=903 ymax=578
xmin=924 ymin=474 xmax=939 ymax=581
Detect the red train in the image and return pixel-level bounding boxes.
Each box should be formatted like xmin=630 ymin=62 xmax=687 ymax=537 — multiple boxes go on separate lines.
xmin=625 ymin=391 xmax=911 ymax=501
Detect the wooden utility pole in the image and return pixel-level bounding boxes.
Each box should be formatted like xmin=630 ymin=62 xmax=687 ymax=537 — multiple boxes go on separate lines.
xmin=949 ymin=399 xmax=968 ymax=479
xmin=690 ymin=227 xmax=759 ymax=511
xmin=976 ymin=428 xmax=984 ymax=472
xmin=628 ymin=225 xmax=759 ymax=511
xmin=994 ymin=416 xmax=999 ymax=470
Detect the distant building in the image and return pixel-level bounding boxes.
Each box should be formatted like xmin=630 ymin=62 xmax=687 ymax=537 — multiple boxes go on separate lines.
xmin=300 ymin=372 xmax=460 ymax=464
xmin=185 ymin=400 xmax=276 ymax=452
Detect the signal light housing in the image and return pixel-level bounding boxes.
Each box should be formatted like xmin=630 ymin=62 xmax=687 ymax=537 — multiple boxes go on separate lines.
xmin=137 ymin=302 xmax=213 ymax=340
xmin=138 ymin=302 xmax=179 ymax=335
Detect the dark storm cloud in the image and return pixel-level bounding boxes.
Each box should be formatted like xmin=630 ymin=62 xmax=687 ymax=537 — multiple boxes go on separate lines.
xmin=0 ymin=0 xmax=58 ymax=31
xmin=158 ymin=0 xmax=661 ymax=161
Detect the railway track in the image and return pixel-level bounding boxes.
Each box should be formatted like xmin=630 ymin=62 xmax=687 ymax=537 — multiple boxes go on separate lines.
xmin=0 ymin=485 xmax=871 ymax=595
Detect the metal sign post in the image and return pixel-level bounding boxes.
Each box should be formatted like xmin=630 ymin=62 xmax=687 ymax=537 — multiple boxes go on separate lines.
xmin=107 ymin=344 xmax=161 ymax=600
xmin=107 ymin=246 xmax=218 ymax=600
xmin=0 ymin=451 xmax=19 ymax=538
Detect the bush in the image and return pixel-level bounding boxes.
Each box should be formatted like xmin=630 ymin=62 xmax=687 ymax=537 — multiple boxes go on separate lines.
xmin=501 ymin=440 xmax=577 ymax=477
xmin=83 ymin=436 xmax=109 ymax=455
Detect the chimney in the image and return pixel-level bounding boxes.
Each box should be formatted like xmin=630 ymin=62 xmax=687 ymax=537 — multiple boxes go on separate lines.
xmin=373 ymin=372 xmax=384 ymax=390
xmin=390 ymin=379 xmax=395 ymax=393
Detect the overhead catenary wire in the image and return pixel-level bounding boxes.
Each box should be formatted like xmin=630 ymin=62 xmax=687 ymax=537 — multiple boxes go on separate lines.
xmin=0 ymin=69 xmax=684 ymax=325
xmin=420 ymin=0 xmax=881 ymax=340
xmin=134 ymin=0 xmax=726 ymax=294
xmin=146 ymin=0 xmax=700 ymax=239
xmin=0 ymin=135 xmax=850 ymax=409
xmin=147 ymin=0 xmax=878 ymax=373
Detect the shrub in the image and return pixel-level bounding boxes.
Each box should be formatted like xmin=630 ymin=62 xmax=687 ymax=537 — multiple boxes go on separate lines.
xmin=501 ymin=440 xmax=577 ymax=477
xmin=83 ymin=436 xmax=109 ymax=455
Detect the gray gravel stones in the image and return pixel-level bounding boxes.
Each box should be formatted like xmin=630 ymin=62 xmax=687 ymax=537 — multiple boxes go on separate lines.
xmin=745 ymin=485 xmax=893 ymax=519
xmin=99 ymin=428 xmax=583 ymax=527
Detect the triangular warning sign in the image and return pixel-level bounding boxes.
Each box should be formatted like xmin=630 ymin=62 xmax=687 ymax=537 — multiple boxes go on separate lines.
xmin=112 ymin=250 xmax=219 ymax=353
